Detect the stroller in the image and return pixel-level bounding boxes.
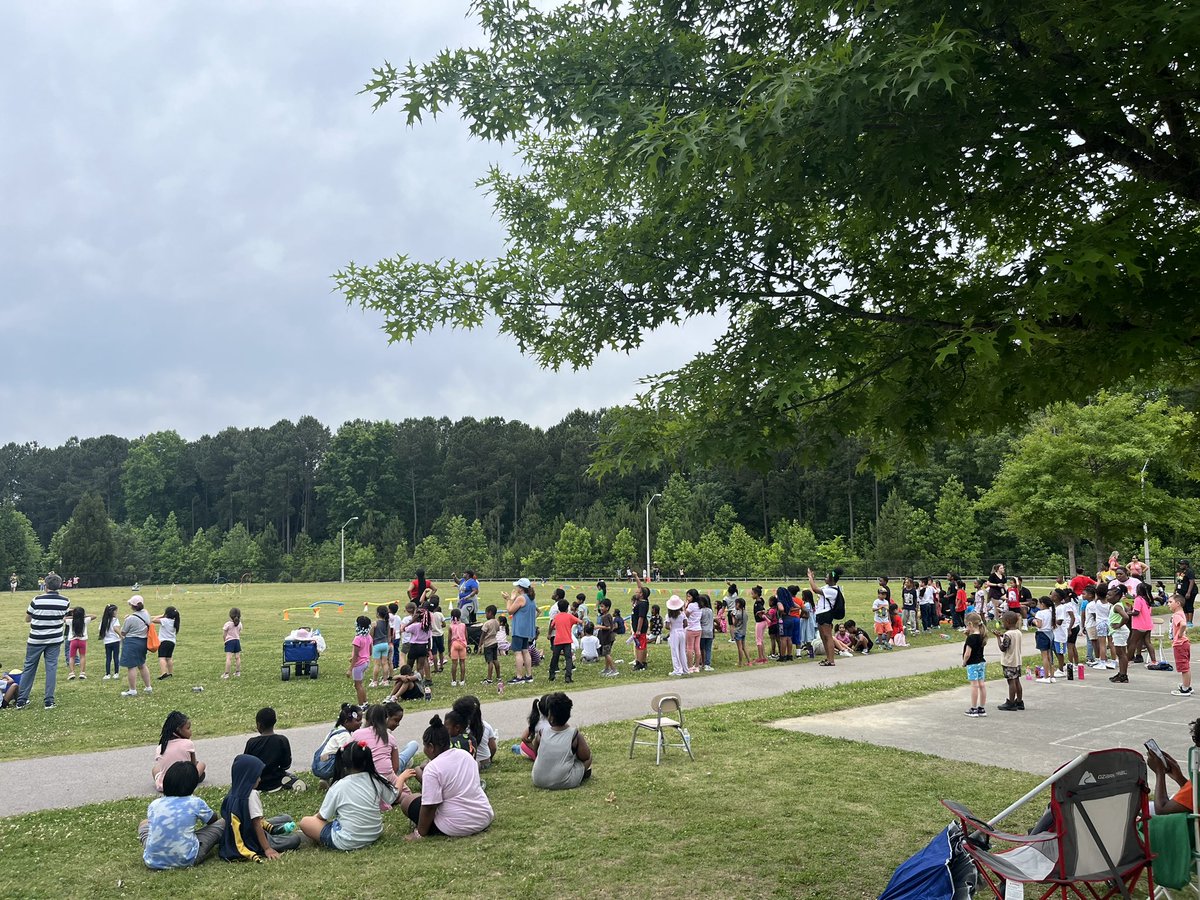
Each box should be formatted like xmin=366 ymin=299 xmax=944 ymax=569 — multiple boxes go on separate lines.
xmin=281 ymin=628 xmax=325 ymax=681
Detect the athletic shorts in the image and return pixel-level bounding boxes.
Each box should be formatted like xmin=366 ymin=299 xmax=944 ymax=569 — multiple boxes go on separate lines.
xmin=1096 ymin=620 xmax=1110 ymax=638
xmin=158 ymin=640 xmax=175 ymax=659
xmin=1174 ymin=644 xmax=1192 ymax=674
xmin=1035 ymin=632 xmax=1052 ymax=651
xmin=431 ymin=636 xmax=445 ymax=654
xmin=351 ymin=662 xmax=368 ymax=681
xmin=1111 ymin=627 xmax=1129 ymax=648
xmin=965 ymin=663 xmax=986 ymax=682
xmin=510 ymin=635 xmax=532 ymax=652
xmin=68 ymin=639 xmax=87 ymax=658
xmin=224 ymin=640 xmax=242 ymax=654
xmin=404 ymin=798 xmax=444 ymax=836
xmin=873 ymin=622 xmax=892 ymax=635
xmin=788 ymin=617 xmax=803 ymax=643
xmin=1086 ymin=626 xmax=1098 ymax=641
xmin=483 ymin=645 xmax=498 ymax=663
xmin=767 ymin=624 xmax=779 ymax=636
xmin=1053 ymin=641 xmax=1066 ymax=655
xmin=371 ymin=642 xmax=390 ymax=659
xmin=599 ymin=641 xmax=614 ymax=658
xmin=815 ymin=611 xmax=835 ymax=627
xmin=1067 ymin=627 xmax=1080 ymax=644
xmin=633 ymin=633 xmax=647 ymax=651
xmin=407 ymin=644 xmax=429 ymax=662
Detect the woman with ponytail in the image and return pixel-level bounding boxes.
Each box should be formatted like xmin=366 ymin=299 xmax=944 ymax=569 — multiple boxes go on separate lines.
xmin=397 ymin=715 xmax=494 ymax=840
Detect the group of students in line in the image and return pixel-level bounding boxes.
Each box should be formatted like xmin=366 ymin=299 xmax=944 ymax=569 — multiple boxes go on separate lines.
xmin=138 ymin=688 xmax=594 ymax=869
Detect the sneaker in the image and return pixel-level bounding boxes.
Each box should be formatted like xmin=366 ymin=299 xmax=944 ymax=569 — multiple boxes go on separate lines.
xmin=120 ymin=689 xmax=137 ymax=697
xmin=1015 ymin=700 xmax=1025 ymax=710
xmin=839 ymin=651 xmax=853 ymax=658
xmin=481 ymin=679 xmax=493 ymax=685
xmin=702 ymin=665 xmax=714 ymax=671
xmin=14 ymin=699 xmax=28 ymax=709
xmin=975 ymin=707 xmax=987 ymax=717
xmin=78 ymin=673 xmax=87 ymax=680
xmin=1172 ymin=686 xmax=1194 ymax=696
xmin=292 ymin=779 xmax=308 ymax=793
xmin=43 ymin=699 xmax=56 ymax=709
xmin=67 ymin=673 xmax=75 ymax=681
xmin=964 ymin=708 xmax=979 ymax=717
xmin=234 ymin=672 xmax=241 ymax=677
xmin=1109 ymin=674 xmax=1128 ymax=683
xmin=368 ymin=681 xmax=378 ymax=688
xmin=1035 ymin=677 xmax=1052 ymax=684
xmin=1090 ymin=662 xmax=1108 ymax=670
xmin=859 ymin=649 xmax=869 ymax=655
xmin=1105 ymin=661 xmax=1117 ymax=669
xmin=143 ymin=686 xmax=153 ymax=694
xmin=221 ymin=673 xmax=230 ymax=680
xmin=997 ymin=701 xmax=1018 ymax=711
xmin=1053 ymin=669 xmax=1066 ymax=678
xmin=450 ymin=680 xmax=457 ymax=687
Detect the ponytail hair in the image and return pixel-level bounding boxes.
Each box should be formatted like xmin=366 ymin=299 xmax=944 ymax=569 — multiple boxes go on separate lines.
xmin=338 ymin=741 xmax=394 ymax=795
xmin=229 ymin=608 xmax=241 ymax=627
xmin=453 ymin=695 xmax=484 ymax=746
xmin=71 ymin=607 xmax=86 ymax=638
xmin=334 ymin=702 xmax=362 ymax=730
xmin=363 ymin=703 xmax=388 ymax=743
xmin=164 ymin=606 xmax=180 ymax=633
xmin=158 ymin=710 xmax=189 ymax=754
xmin=423 ymin=715 xmax=451 ymax=753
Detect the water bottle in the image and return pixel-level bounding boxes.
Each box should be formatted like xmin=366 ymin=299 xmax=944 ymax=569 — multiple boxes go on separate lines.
xmin=424 ymin=683 xmax=432 ymax=703
xmin=1025 ymin=666 xmax=1033 ymax=681
xmin=497 ymin=678 xmax=505 ymax=696
xmin=1078 ymin=664 xmax=1085 ymax=680
xmin=1066 ymin=664 xmax=1074 ymax=680
xmin=192 ymin=685 xmax=204 ymax=693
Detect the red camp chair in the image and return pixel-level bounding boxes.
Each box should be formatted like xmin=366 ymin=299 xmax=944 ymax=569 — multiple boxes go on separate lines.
xmin=943 ymin=749 xmax=1154 ymax=899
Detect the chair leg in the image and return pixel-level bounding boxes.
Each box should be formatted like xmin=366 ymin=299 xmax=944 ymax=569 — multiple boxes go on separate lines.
xmin=630 ymin=726 xmax=638 ymax=759
xmin=656 ymin=729 xmax=663 ymax=765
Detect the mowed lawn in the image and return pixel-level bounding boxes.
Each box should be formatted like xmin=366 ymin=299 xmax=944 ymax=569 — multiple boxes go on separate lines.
xmin=0 ymin=579 xmax=963 ymax=761
xmin=0 ymin=668 xmax=1044 ymax=900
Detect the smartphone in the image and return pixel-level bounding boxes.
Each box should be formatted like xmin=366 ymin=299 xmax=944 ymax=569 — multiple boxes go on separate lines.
xmin=1145 ymin=738 xmax=1167 ymax=763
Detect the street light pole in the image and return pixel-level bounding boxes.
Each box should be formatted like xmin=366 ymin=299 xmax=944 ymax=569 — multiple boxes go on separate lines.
xmin=645 ymin=493 xmax=662 ymax=580
xmin=1140 ymin=460 xmax=1151 ymax=583
xmin=340 ymin=516 xmax=359 ymax=584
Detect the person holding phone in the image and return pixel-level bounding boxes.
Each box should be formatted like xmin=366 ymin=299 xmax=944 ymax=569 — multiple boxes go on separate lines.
xmin=1146 ymin=720 xmax=1200 ymax=815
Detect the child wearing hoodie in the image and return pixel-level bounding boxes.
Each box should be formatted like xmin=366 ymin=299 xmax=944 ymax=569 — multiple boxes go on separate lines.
xmin=218 ymin=754 xmax=303 ymax=861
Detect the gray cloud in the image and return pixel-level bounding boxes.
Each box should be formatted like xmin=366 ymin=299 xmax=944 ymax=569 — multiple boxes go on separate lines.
xmin=0 ymin=1 xmax=723 ymax=446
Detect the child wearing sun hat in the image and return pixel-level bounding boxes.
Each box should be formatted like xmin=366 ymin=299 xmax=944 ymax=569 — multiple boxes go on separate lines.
xmin=666 ymin=595 xmax=689 ymax=676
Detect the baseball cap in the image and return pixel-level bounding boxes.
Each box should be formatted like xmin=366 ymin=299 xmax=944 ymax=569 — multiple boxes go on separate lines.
xmin=513 ymin=578 xmax=532 ymax=589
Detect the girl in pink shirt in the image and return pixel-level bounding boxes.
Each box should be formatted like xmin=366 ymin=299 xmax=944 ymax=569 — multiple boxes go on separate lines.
xmin=349 ymin=616 xmax=372 ymax=706
xmin=152 ymin=711 xmax=205 ymax=791
xmin=221 ymin=608 xmax=243 ymax=679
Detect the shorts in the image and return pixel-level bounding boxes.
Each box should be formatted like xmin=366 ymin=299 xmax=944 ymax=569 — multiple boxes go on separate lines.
xmin=1096 ymin=620 xmax=1110 ymax=638
xmin=599 ymin=642 xmax=614 ymax=658
xmin=1111 ymin=628 xmax=1129 ymax=648
xmin=788 ymin=618 xmax=803 ymax=643
xmin=68 ymin=639 xmax=87 ymax=658
xmin=371 ymin=643 xmax=390 ymax=659
xmin=352 ymin=662 xmax=369 ymax=681
xmin=633 ymin=633 xmax=647 ymax=651
xmin=965 ymin=663 xmax=986 ymax=682
xmin=319 ymin=821 xmax=339 ymax=849
xmin=873 ymin=622 xmax=892 ymax=636
xmin=1003 ymin=665 xmax=1022 ymax=681
xmin=483 ymin=645 xmax=498 ymax=663
xmin=158 ymin=640 xmax=175 ymax=659
xmin=431 ymin=635 xmax=445 ymax=654
xmin=1067 ymin=627 xmax=1080 ymax=644
xmin=1052 ymin=641 xmax=1065 ymax=655
xmin=733 ymin=630 xmax=746 ymax=642
xmin=1174 ymin=644 xmax=1191 ymax=674
xmin=224 ymin=640 xmax=242 ymax=654
xmin=403 ymin=798 xmax=444 ymax=836
xmin=815 ymin=611 xmax=835 ymax=627
xmin=407 ymin=644 xmax=429 ymax=662
xmin=510 ymin=635 xmax=532 ymax=652
xmin=767 ymin=624 xmax=779 ymax=637
xmin=449 ymin=641 xmax=467 ymax=660
xmin=1035 ymin=632 xmax=1052 ymax=652
xmin=1086 ymin=626 xmax=1098 ymax=641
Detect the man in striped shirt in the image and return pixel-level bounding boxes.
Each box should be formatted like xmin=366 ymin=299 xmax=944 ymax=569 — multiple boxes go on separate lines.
xmin=15 ymin=572 xmax=70 ymax=709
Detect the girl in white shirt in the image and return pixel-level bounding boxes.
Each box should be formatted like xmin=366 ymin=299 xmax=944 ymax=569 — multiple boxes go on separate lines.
xmin=1034 ymin=597 xmax=1057 ymax=683
xmin=100 ymin=604 xmax=122 ymax=680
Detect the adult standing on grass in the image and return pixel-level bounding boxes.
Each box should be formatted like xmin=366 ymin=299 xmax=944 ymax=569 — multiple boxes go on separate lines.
xmin=505 ymin=578 xmax=537 ymax=684
xmin=807 ymin=567 xmax=840 ymax=668
xmin=455 ymin=570 xmax=479 ymax=624
xmin=120 ymin=595 xmax=154 ymax=698
xmin=409 ymin=568 xmax=435 ymax=604
xmin=14 ymin=571 xmax=69 ymax=709
xmin=9 ymin=572 xmax=17 ymax=593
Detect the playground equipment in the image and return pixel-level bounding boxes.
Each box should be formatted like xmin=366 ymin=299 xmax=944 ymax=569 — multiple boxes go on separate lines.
xmin=282 ymin=601 xmax=345 ymax=621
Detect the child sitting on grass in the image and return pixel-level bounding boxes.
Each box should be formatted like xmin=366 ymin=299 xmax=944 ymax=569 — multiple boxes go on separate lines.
xmin=530 ymin=692 xmax=593 ymax=790
xmin=832 ymin=623 xmax=853 ymax=656
xmin=245 ymin=707 xmax=304 ymax=793
xmin=299 ymin=742 xmax=398 ymax=852
xmin=139 ymin=761 xmax=224 ymax=869
xmin=312 ymin=703 xmax=362 ymax=787
xmin=388 ymin=665 xmax=425 ymax=702
xmin=218 ymin=754 xmax=302 ymax=861
xmin=153 ymin=711 xmax=205 ymax=792
xmin=890 ymin=603 xmax=908 ymax=647
xmin=512 ymin=695 xmax=551 ymax=760
xmin=843 ymin=620 xmax=872 ymax=654
xmin=351 ymin=702 xmax=420 ymax=788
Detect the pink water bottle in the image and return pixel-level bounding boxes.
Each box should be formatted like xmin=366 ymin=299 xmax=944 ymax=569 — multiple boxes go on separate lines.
xmin=1078 ymin=664 xmax=1085 ymax=680
xmin=497 ymin=678 xmax=505 ymax=696
xmin=1025 ymin=666 xmax=1033 ymax=681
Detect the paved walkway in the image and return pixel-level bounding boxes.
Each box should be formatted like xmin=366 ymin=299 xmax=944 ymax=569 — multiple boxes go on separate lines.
xmin=0 ymin=643 xmax=963 ymax=816
xmin=773 ymin=665 xmax=1197 ymax=775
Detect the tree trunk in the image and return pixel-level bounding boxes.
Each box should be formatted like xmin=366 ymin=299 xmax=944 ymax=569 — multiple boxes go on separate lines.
xmin=1067 ymin=540 xmax=1076 ymax=575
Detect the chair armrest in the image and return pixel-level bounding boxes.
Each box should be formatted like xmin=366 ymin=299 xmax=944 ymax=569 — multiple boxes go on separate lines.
xmin=941 ymin=800 xmax=1058 ymax=844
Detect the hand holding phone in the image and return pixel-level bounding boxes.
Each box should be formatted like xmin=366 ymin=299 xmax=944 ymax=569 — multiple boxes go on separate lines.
xmin=1145 ymin=738 xmax=1166 ymax=764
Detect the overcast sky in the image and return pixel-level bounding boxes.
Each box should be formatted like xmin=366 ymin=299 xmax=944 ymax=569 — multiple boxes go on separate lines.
xmin=0 ymin=1 xmax=722 ymax=447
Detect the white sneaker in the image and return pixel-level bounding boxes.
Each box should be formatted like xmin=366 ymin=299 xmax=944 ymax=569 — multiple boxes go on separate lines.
xmin=839 ymin=651 xmax=853 ymax=658
xmin=1036 ymin=677 xmax=1052 ymax=684
xmin=1106 ymin=661 xmax=1117 ymax=669
xmin=143 ymin=686 xmax=153 ymax=694
xmin=221 ymin=673 xmax=230 ymax=680
xmin=703 ymin=665 xmax=714 ymax=671
xmin=79 ymin=673 xmax=86 ymax=680
xmin=120 ymin=689 xmax=137 ymax=697
xmin=67 ymin=673 xmax=75 ymax=680
xmin=451 ymin=680 xmax=458 ymax=687
xmin=1172 ymin=686 xmax=1194 ymax=696
xmin=1053 ymin=669 xmax=1066 ymax=677
xmin=368 ymin=681 xmax=378 ymax=688
xmin=1091 ymin=662 xmax=1108 ymax=669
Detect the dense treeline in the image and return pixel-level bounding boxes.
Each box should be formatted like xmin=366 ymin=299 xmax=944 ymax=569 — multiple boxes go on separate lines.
xmin=0 ymin=396 xmax=1196 ymax=586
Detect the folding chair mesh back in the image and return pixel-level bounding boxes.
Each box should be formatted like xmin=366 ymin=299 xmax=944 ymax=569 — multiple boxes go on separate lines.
xmin=629 ymin=693 xmax=695 ymax=765
xmin=942 ymin=748 xmax=1154 ymax=900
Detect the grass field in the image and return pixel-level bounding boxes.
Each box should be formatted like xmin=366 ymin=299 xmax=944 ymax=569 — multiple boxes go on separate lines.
xmin=0 ymin=667 xmax=1044 ymax=900
xmin=0 ymin=579 xmax=966 ymax=761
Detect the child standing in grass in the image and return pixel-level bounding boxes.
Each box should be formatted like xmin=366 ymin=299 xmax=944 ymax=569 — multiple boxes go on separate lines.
xmin=733 ymin=598 xmax=751 ymax=666
xmin=100 ymin=604 xmax=121 ymax=680
xmin=666 ymin=596 xmax=689 ymax=676
xmin=649 ymin=605 xmax=664 ymax=644
xmin=152 ymin=606 xmax=180 ymax=680
xmin=962 ymin=612 xmax=987 ymax=717
xmin=480 ymin=605 xmax=501 ymax=684
xmin=1171 ymin=594 xmax=1192 ymax=696
xmin=348 ymin=616 xmax=371 ymax=706
xmin=448 ymin=608 xmax=469 ymax=686
xmin=369 ymin=605 xmax=391 ymax=688
xmin=221 ymin=609 xmax=242 ymax=679
xmin=996 ymin=611 xmax=1024 ymax=711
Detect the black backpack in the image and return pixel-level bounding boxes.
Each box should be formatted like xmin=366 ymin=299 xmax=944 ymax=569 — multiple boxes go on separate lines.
xmin=830 ymin=586 xmax=846 ymax=620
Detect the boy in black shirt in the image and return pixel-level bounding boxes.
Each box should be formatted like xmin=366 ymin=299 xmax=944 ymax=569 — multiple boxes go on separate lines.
xmin=245 ymin=707 xmax=304 ymax=792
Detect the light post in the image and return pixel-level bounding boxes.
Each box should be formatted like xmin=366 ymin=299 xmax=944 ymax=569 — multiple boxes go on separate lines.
xmin=340 ymin=516 xmax=359 ymax=584
xmin=1140 ymin=460 xmax=1151 ymax=582
xmin=645 ymin=493 xmax=662 ymax=580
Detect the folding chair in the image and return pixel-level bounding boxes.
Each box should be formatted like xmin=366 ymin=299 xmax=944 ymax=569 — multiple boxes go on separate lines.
xmin=943 ymin=748 xmax=1154 ymax=899
xmin=629 ymin=693 xmax=694 ymax=765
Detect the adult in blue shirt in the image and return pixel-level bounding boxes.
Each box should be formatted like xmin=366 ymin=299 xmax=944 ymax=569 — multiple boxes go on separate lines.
xmin=505 ymin=578 xmax=538 ymax=684
xmin=456 ymin=570 xmax=480 ymax=624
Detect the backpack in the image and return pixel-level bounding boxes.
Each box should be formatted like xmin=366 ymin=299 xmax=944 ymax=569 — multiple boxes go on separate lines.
xmin=311 ymin=728 xmax=345 ymax=780
xmin=830 ymin=586 xmax=846 ymax=620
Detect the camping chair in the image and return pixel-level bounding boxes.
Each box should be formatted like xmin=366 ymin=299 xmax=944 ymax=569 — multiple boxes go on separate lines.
xmin=629 ymin=693 xmax=694 ymax=765
xmin=943 ymin=749 xmax=1154 ymax=899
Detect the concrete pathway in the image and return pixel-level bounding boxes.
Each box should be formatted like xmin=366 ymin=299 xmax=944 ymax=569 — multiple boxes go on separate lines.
xmin=773 ymin=665 xmax=1198 ymax=774
xmin=0 ymin=642 xmax=964 ymax=816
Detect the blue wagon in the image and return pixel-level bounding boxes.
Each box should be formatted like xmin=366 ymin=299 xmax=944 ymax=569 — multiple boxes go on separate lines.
xmin=281 ymin=639 xmax=319 ymax=681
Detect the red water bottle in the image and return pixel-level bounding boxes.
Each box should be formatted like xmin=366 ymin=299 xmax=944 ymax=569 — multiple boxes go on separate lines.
xmin=1078 ymin=664 xmax=1085 ymax=680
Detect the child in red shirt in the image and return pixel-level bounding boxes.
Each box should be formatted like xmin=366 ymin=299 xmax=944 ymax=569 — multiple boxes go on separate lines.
xmin=890 ymin=604 xmax=907 ymax=647
xmin=548 ymin=599 xmax=581 ymax=684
